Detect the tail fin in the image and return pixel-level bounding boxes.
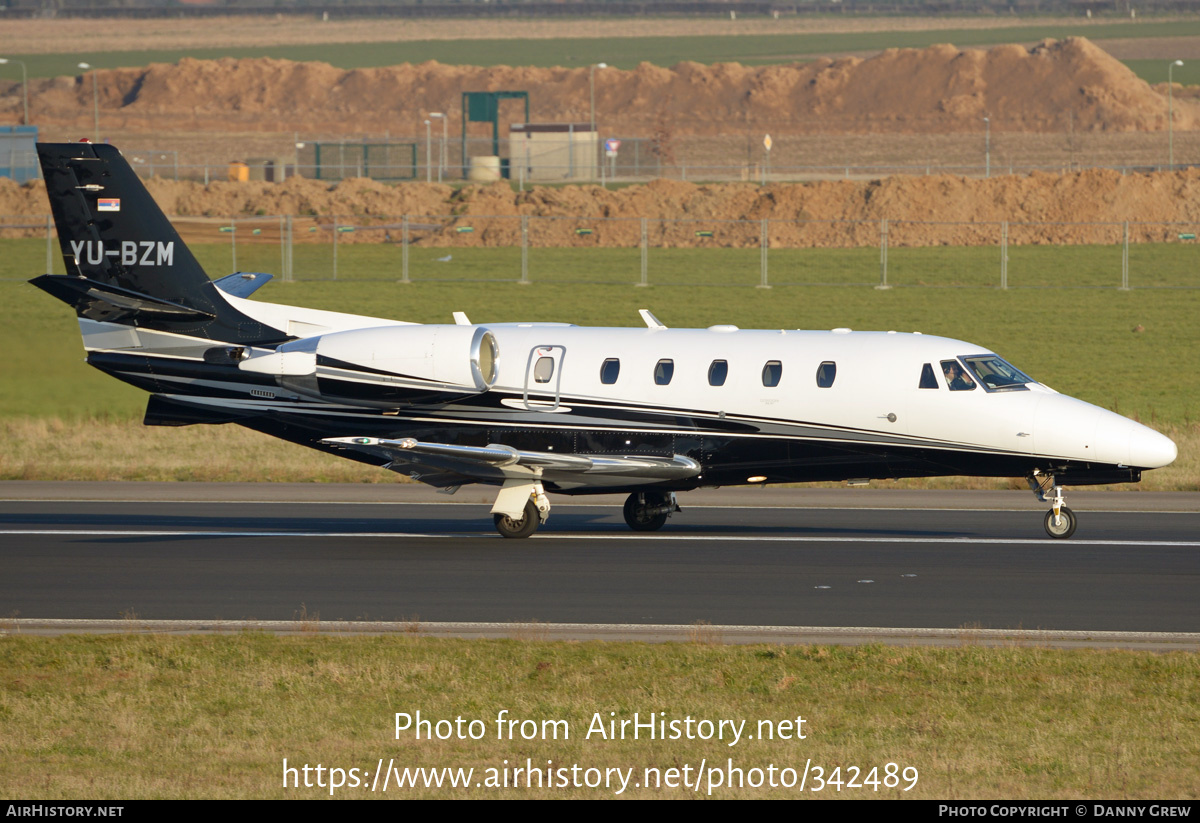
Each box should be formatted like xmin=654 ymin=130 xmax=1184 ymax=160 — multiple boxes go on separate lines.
xmin=31 ymin=142 xmax=285 ymax=344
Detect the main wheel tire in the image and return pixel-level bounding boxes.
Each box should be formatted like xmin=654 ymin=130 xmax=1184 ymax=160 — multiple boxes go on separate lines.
xmin=623 ymin=492 xmax=670 ymax=532
xmin=1043 ymin=506 xmax=1078 ymax=540
xmin=494 ymin=499 xmax=541 ymax=539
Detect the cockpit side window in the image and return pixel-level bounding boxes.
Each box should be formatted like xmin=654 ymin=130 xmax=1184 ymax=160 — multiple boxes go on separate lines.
xmin=919 ymin=363 xmax=939 ymax=389
xmin=961 ymin=355 xmax=1034 ymax=392
xmin=941 ymin=359 xmax=976 ymax=391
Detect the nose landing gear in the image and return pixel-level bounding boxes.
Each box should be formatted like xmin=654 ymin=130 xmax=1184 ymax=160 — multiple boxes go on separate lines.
xmin=1028 ymin=473 xmax=1078 ymax=539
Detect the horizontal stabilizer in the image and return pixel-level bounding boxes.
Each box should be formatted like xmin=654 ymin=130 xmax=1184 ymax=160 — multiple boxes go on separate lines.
xmin=213 ymin=272 xmax=274 ymax=299
xmin=30 ymin=274 xmax=216 ymax=322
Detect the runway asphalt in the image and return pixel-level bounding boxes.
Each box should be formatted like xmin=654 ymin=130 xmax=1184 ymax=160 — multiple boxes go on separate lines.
xmin=1 ymin=483 xmax=1196 ymax=645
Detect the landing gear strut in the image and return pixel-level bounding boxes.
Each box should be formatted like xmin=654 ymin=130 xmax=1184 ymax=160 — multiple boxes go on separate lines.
xmin=622 ymin=491 xmax=679 ymax=532
xmin=1028 ymin=473 xmax=1077 ymax=540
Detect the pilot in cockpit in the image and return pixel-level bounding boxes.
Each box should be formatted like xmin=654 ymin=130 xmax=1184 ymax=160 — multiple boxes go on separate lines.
xmin=943 ymin=361 xmax=976 ymax=391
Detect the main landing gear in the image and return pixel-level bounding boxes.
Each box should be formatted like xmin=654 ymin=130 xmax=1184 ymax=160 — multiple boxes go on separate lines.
xmin=491 ymin=479 xmax=551 ymax=539
xmin=622 ymin=491 xmax=680 ymax=532
xmin=1028 ymin=473 xmax=1078 ymax=540
xmin=493 ymin=499 xmax=543 ymax=539
xmin=489 ymin=483 xmax=681 ymax=538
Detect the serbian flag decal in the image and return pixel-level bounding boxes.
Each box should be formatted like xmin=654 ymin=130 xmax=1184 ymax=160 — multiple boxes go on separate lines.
xmin=97 ymin=198 xmax=120 ymax=212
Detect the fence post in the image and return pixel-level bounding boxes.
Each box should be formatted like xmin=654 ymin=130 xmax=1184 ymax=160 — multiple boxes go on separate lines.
xmin=757 ymin=218 xmax=771 ymax=288
xmin=401 ymin=215 xmax=410 ymax=284
xmin=1120 ymin=221 xmax=1130 ymax=290
xmin=45 ymin=215 xmax=53 ymax=274
xmin=284 ymin=215 xmax=293 ymax=282
xmin=230 ymin=216 xmax=237 ymax=273
xmin=638 ymin=217 xmax=649 ymax=287
xmin=1000 ymin=220 xmax=1008 ymax=290
xmin=876 ymin=218 xmax=891 ymax=290
xmin=520 ymin=215 xmax=529 ymax=284
xmin=332 ymin=215 xmax=338 ymax=281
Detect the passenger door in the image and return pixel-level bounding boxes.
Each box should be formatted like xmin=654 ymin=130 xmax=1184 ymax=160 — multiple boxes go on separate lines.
xmin=523 ymin=345 xmax=567 ymax=411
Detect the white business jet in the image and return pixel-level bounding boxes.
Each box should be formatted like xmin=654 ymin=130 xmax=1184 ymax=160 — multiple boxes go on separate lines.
xmin=32 ymin=142 xmax=1177 ymax=539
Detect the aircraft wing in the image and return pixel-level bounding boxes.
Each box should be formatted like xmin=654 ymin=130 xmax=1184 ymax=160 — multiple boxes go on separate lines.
xmin=321 ymin=436 xmax=700 ymax=490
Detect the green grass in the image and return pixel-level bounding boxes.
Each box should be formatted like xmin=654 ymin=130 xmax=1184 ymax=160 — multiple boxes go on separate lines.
xmin=0 ymin=634 xmax=1196 ymax=799
xmin=10 ymin=21 xmax=1200 ymax=79
xmin=1125 ymin=59 xmax=1200 ymax=86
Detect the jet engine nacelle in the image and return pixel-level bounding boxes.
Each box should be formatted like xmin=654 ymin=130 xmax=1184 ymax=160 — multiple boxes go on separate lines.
xmin=240 ymin=324 xmax=499 ymax=406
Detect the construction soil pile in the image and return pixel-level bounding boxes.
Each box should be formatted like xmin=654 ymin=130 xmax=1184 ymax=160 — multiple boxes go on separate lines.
xmin=7 ymin=37 xmax=1197 ymax=136
xmin=4 ymin=36 xmax=1197 ymax=248
xmin=4 ymin=166 xmax=1200 ymax=248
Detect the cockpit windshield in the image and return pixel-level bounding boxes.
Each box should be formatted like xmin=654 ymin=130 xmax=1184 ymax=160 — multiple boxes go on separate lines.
xmin=961 ymin=355 xmax=1035 ymax=392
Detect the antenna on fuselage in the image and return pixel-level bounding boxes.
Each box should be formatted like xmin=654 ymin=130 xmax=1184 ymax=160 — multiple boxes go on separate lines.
xmin=638 ymin=309 xmax=667 ymax=330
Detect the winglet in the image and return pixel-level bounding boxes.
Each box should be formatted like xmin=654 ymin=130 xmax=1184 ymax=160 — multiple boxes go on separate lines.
xmin=638 ymin=309 xmax=667 ymax=330
xmin=453 ymin=311 xmax=471 ymax=325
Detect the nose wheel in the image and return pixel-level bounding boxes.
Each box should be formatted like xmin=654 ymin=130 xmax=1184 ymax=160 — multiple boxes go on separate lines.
xmin=1043 ymin=506 xmax=1077 ymax=539
xmin=1028 ymin=473 xmax=1078 ymax=539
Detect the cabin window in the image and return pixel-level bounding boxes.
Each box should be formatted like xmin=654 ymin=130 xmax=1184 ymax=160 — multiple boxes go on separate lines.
xmin=762 ymin=360 xmax=782 ymax=387
xmin=600 ymin=358 xmax=620 ymax=385
xmin=654 ymin=359 xmax=674 ymax=385
xmin=816 ymin=361 xmax=836 ymax=388
xmin=919 ymin=363 xmax=939 ymax=389
xmin=941 ymin=359 xmax=976 ymax=391
xmin=708 ymin=360 xmax=728 ymax=387
xmin=533 ymin=356 xmax=555 ymax=384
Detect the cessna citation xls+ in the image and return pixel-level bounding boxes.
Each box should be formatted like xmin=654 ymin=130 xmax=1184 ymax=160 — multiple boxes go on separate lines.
xmin=31 ymin=142 xmax=1177 ymax=539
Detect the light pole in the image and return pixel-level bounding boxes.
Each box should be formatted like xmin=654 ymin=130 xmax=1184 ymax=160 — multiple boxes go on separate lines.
xmin=429 ymin=112 xmax=447 ymax=182
xmin=78 ymin=62 xmax=98 ymax=142
xmin=590 ymin=62 xmax=607 ymax=183
xmin=589 ymin=62 xmax=607 ymax=135
xmin=1169 ymin=60 xmax=1183 ymax=169
xmin=424 ymin=118 xmax=431 ymax=182
xmin=0 ymin=58 xmax=28 ymax=126
xmin=983 ymin=115 xmax=990 ymax=178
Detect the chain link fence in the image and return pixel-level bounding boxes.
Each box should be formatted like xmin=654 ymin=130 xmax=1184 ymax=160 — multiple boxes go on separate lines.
xmin=113 ymin=131 xmax=1200 ymax=184
xmin=4 ymin=214 xmax=1199 ymax=289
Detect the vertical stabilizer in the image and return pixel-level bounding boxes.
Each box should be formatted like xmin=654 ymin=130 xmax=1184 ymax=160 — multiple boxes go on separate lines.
xmin=32 ymin=142 xmax=286 ymax=344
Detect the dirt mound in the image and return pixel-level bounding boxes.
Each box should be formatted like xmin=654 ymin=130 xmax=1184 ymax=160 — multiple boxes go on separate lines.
xmin=6 ymin=38 xmax=1194 ymax=137
xmin=6 ymin=167 xmax=1200 ymax=248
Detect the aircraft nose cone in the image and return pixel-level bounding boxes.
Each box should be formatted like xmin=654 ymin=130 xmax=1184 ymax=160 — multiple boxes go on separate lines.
xmin=1129 ymin=424 xmax=1177 ymax=469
